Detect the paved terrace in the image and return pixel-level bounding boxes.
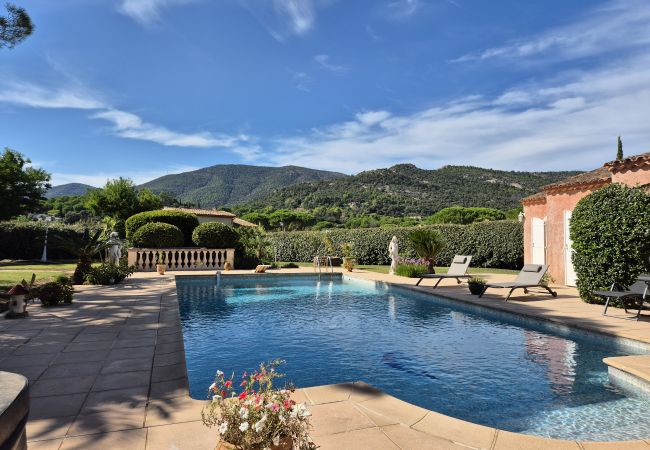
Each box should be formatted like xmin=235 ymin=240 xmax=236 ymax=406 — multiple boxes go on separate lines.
xmin=2 ymin=268 xmax=650 ymax=449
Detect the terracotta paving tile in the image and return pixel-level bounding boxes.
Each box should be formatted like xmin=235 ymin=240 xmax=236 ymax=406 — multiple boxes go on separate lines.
xmin=31 ymin=375 xmax=96 ymax=397
xmin=30 ymin=393 xmax=88 ymax=420
xmin=27 ymin=416 xmax=75 ymax=442
xmin=303 ymin=384 xmax=352 ymax=404
xmin=60 ymin=428 xmax=147 ymax=450
xmin=308 ymin=401 xmax=377 ymax=437
xmin=67 ymin=409 xmax=146 ymax=436
xmin=26 ymin=438 xmax=64 ymax=450
xmin=92 ymin=370 xmax=151 ymax=391
xmin=100 ymin=358 xmax=153 ymax=375
xmin=145 ymin=420 xmax=215 ymax=450
xmin=381 ymin=424 xmax=468 ymax=449
xmin=313 ymin=426 xmax=400 ymax=450
xmin=412 ymin=411 xmax=497 ymax=449
xmin=357 ymin=393 xmax=429 ymax=427
xmin=493 ymin=430 xmax=580 ymax=450
xmin=145 ymin=397 xmax=207 ymax=427
xmin=581 ymin=441 xmax=650 ymax=449
xmin=81 ymin=386 xmax=149 ymax=414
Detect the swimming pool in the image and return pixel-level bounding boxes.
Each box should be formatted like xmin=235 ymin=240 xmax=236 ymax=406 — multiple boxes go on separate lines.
xmin=176 ymin=274 xmax=650 ymax=441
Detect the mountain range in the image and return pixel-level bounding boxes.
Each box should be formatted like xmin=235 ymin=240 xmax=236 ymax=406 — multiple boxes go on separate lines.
xmin=47 ymin=163 xmax=582 ymax=215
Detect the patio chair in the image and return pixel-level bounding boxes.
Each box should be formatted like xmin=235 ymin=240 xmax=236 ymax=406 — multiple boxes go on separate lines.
xmin=415 ymin=255 xmax=473 ymax=288
xmin=479 ymin=264 xmax=557 ymax=301
xmin=592 ymin=274 xmax=650 ymax=320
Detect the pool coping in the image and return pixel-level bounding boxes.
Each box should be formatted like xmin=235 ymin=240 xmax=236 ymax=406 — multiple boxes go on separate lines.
xmin=172 ymin=270 xmax=650 ymax=448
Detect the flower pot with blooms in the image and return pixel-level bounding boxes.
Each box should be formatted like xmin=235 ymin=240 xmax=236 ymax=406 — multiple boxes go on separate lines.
xmin=202 ymin=360 xmax=315 ymax=450
xmin=156 ymin=252 xmax=167 ymax=275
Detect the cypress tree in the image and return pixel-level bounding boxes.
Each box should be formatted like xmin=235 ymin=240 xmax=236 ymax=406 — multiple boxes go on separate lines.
xmin=617 ymin=136 xmax=624 ymax=160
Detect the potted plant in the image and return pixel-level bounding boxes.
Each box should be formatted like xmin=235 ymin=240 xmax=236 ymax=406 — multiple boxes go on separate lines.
xmin=202 ymin=360 xmax=314 ymax=450
xmin=340 ymin=242 xmax=356 ymax=272
xmin=156 ymin=252 xmax=167 ymax=275
xmin=467 ymin=277 xmax=486 ymax=295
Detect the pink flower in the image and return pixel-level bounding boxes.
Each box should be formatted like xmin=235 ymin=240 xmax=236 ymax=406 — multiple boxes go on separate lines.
xmin=224 ymin=380 xmax=232 ymax=388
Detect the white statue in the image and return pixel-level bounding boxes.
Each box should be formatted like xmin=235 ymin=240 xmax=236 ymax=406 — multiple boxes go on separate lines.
xmin=106 ymin=232 xmax=122 ymax=265
xmin=389 ymin=236 xmax=399 ymax=275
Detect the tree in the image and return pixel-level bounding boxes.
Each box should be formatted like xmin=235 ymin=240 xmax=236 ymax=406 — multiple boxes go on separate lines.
xmin=85 ymin=178 xmax=162 ymax=234
xmin=617 ymin=136 xmax=624 ymax=160
xmin=408 ymin=228 xmax=446 ymax=274
xmin=0 ymin=148 xmax=51 ymax=220
xmin=425 ymin=206 xmax=506 ymax=225
xmin=0 ymin=3 xmax=33 ymax=49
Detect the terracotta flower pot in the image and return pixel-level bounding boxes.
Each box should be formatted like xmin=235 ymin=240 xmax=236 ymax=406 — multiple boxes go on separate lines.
xmin=156 ymin=264 xmax=166 ymax=275
xmin=216 ymin=436 xmax=292 ymax=450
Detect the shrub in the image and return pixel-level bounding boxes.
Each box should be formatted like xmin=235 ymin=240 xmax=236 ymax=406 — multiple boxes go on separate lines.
xmin=268 ymin=221 xmax=522 ymax=269
xmin=395 ymin=263 xmax=427 ymax=278
xmin=281 ymin=262 xmax=299 ymax=269
xmin=36 ymin=280 xmax=74 ymax=307
xmin=131 ymin=222 xmax=184 ymax=248
xmin=192 ymin=222 xmax=239 ymax=248
xmin=0 ymin=221 xmax=88 ymax=260
xmin=125 ymin=210 xmax=199 ymax=245
xmin=571 ymin=184 xmax=650 ymax=304
xmin=467 ymin=277 xmax=487 ymax=295
xmin=426 ymin=206 xmax=506 ymax=225
xmin=84 ymin=262 xmax=135 ymax=285
xmin=408 ymin=228 xmax=445 ymax=273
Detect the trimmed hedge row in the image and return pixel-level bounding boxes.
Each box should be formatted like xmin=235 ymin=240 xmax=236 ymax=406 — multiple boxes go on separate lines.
xmin=131 ymin=223 xmax=184 ymax=248
xmin=268 ymin=221 xmax=523 ymax=269
xmin=192 ymin=222 xmax=240 ymax=248
xmin=0 ymin=221 xmax=88 ymax=260
xmin=125 ymin=210 xmax=199 ymax=245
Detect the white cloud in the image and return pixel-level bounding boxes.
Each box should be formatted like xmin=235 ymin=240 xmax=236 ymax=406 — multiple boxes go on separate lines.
xmin=454 ymin=0 xmax=650 ymax=63
xmin=314 ymin=54 xmax=348 ymax=72
xmin=0 ymin=79 xmax=246 ymax=149
xmin=259 ymin=53 xmax=650 ymax=173
xmin=0 ymin=81 xmax=105 ymax=109
xmin=238 ymin=0 xmax=317 ymax=41
xmin=118 ymin=0 xmax=194 ymax=26
xmin=91 ymin=109 xmax=248 ymax=148
xmin=51 ymin=165 xmax=201 ymax=187
xmin=386 ymin=0 xmax=424 ymax=19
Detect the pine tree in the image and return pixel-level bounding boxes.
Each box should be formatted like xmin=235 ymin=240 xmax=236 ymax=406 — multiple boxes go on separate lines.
xmin=617 ymin=136 xmax=624 ymax=160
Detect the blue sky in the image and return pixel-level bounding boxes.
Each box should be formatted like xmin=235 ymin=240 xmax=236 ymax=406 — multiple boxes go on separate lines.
xmin=1 ymin=0 xmax=649 ymax=186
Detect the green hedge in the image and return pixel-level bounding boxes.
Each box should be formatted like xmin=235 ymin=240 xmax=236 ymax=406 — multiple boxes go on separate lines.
xmin=192 ymin=222 xmax=239 ymax=248
xmin=571 ymin=184 xmax=650 ymax=304
xmin=0 ymin=221 xmax=88 ymax=260
xmin=131 ymin=222 xmax=184 ymax=248
xmin=268 ymin=221 xmax=523 ymax=268
xmin=125 ymin=210 xmax=199 ymax=245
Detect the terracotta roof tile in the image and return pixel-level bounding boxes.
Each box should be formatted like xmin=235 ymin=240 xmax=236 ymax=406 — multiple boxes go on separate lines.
xmin=163 ymin=207 xmax=236 ymax=218
xmin=541 ymin=166 xmax=611 ymax=192
xmin=233 ymin=217 xmax=257 ymax=227
xmin=521 ymin=191 xmax=547 ymax=204
xmin=604 ymin=151 xmax=650 ymax=172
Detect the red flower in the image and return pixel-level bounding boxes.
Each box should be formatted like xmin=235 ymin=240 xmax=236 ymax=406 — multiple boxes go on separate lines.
xmin=224 ymin=380 xmax=232 ymax=388
xmin=240 ymin=380 xmax=247 ymax=387
xmin=221 ymin=390 xmax=227 ymax=398
xmin=239 ymin=392 xmax=248 ymax=400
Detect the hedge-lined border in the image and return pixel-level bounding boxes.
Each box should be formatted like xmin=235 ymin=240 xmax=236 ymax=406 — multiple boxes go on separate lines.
xmin=268 ymin=221 xmax=523 ymax=268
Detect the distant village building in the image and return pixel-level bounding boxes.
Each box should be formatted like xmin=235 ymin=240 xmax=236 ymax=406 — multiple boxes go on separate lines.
xmin=522 ymin=152 xmax=650 ymax=286
xmin=162 ymin=207 xmax=256 ymax=227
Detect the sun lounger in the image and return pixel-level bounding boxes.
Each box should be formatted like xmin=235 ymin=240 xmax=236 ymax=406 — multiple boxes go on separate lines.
xmin=415 ymin=255 xmax=473 ymax=288
xmin=479 ymin=264 xmax=557 ymax=301
xmin=254 ymin=265 xmax=272 ymax=273
xmin=592 ymin=274 xmax=650 ymax=320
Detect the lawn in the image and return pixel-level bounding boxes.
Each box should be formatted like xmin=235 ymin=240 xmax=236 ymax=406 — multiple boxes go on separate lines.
xmin=0 ymin=261 xmax=76 ymax=291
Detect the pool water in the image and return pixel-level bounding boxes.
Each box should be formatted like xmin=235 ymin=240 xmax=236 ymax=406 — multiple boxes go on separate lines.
xmin=177 ymin=274 xmax=650 ymax=441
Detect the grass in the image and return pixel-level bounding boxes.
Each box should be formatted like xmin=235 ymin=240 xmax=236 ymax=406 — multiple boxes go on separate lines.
xmin=280 ymin=262 xmax=518 ymax=275
xmin=0 ymin=260 xmax=77 ymax=291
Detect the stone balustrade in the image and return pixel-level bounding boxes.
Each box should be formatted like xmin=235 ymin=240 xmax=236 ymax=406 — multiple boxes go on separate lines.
xmin=127 ymin=248 xmax=235 ymax=272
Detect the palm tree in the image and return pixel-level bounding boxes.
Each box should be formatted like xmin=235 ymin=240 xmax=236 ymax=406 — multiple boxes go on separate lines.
xmin=56 ymin=228 xmax=111 ymax=284
xmin=409 ymin=228 xmax=445 ymax=274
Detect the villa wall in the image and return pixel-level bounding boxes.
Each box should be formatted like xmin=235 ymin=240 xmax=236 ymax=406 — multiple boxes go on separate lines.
xmin=611 ymin=167 xmax=650 ymax=187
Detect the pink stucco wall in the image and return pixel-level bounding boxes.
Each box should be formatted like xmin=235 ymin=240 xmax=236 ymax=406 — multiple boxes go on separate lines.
xmin=523 ymin=184 xmax=607 ymax=286
xmin=612 ymin=167 xmax=650 ymax=187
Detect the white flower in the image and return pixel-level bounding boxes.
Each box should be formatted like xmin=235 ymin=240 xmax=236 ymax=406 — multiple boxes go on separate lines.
xmin=212 ymin=395 xmax=222 ymax=402
xmin=216 ymin=370 xmax=224 ymax=377
xmin=253 ymin=418 xmax=265 ymax=433
xmin=219 ymin=422 xmax=228 ymax=435
xmin=239 ymin=407 xmax=249 ymax=419
xmin=209 ymin=383 xmax=216 ymax=391
xmin=239 ymin=422 xmax=249 ymax=432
